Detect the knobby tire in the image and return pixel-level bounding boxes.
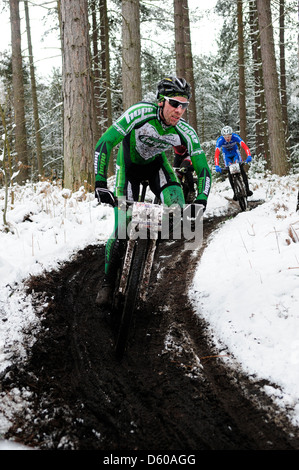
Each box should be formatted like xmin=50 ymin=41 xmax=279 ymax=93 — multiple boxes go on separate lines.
xmin=115 ymin=238 xmax=148 ymax=359
xmin=234 ymin=175 xmax=248 ymax=211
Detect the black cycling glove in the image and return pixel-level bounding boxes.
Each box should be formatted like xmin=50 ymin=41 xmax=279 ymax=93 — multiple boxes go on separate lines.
xmin=95 ymin=181 xmax=115 ymax=206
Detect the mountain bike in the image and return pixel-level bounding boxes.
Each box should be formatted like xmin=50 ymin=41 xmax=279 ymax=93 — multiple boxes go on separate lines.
xmin=110 ymin=182 xmax=165 ymax=359
xmin=222 ymin=162 xmax=248 ymax=212
xmin=110 ymin=182 xmax=202 ymax=359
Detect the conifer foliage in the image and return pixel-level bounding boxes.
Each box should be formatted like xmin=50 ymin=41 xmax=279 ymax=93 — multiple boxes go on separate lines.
xmin=1 ymin=0 xmax=298 ymax=191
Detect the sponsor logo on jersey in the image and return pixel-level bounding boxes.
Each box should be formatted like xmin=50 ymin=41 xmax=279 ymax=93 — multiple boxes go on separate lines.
xmin=99 ymin=152 xmax=106 ymax=176
xmin=178 ymin=122 xmax=199 ymax=143
xmin=135 ymin=123 xmax=180 ymax=159
xmin=125 ymin=106 xmax=154 ymax=124
xmin=139 ymin=135 xmax=172 ymax=150
xmin=94 ymin=151 xmax=100 ymax=173
xmin=204 ymin=176 xmax=211 ymax=196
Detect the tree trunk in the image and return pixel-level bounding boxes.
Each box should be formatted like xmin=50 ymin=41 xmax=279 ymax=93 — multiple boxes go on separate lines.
xmin=100 ymin=0 xmax=112 ymax=130
xmin=122 ymin=0 xmax=142 ymax=109
xmin=99 ymin=0 xmax=114 ymax=177
xmin=10 ymin=0 xmax=29 ymax=184
xmin=182 ymin=0 xmax=198 ymax=133
xmin=24 ymin=0 xmax=44 ymax=179
xmin=279 ymin=0 xmax=290 ymax=159
xmin=174 ymin=0 xmax=185 ymax=77
xmin=249 ymin=0 xmax=269 ymax=163
xmin=174 ymin=0 xmax=198 ymax=132
xmin=0 ymin=103 xmax=15 ymax=208
xmin=256 ymin=0 xmax=288 ymax=175
xmin=61 ymin=0 xmax=97 ymax=191
xmin=237 ymin=0 xmax=247 ymax=157
xmin=91 ymin=0 xmax=101 ymax=136
xmin=298 ymin=0 xmax=299 ymax=71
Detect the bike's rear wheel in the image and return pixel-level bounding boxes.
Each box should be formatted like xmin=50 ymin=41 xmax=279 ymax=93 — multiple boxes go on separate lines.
xmin=115 ymin=238 xmax=148 ymax=359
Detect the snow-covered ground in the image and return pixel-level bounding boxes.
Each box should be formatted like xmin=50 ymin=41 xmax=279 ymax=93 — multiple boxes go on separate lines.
xmin=190 ymin=172 xmax=299 ymax=428
xmin=0 ymin=172 xmax=298 ymax=448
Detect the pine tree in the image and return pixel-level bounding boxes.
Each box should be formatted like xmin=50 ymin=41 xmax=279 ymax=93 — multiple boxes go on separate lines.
xmin=9 ymin=0 xmax=29 ymax=183
xmin=256 ymin=0 xmax=289 ymax=175
xmin=122 ymin=0 xmax=142 ymax=109
xmin=61 ymin=0 xmax=97 ymax=190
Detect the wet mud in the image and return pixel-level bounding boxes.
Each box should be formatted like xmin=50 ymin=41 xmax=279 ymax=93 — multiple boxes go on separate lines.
xmin=2 ymin=204 xmax=299 ymax=451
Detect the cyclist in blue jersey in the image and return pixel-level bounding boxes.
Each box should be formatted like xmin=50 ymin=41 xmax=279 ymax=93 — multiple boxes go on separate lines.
xmin=214 ymin=126 xmax=253 ymax=200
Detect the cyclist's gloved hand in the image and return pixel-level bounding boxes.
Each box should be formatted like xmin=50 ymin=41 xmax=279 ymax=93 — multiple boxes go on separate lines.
xmin=245 ymin=155 xmax=252 ymax=163
xmin=95 ymin=181 xmax=115 ymax=206
xmin=215 ymin=165 xmax=222 ymax=173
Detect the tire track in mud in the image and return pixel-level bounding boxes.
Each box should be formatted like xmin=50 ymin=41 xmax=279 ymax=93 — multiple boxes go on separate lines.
xmin=3 ymin=207 xmax=299 ymax=450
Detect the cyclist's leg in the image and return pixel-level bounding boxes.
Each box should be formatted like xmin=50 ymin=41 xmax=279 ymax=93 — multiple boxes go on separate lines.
xmin=105 ymin=149 xmax=146 ymax=280
xmin=233 ymin=147 xmax=252 ymax=196
xmin=150 ymin=154 xmax=185 ymax=207
xmin=104 ymin=147 xmax=125 ymax=275
xmin=172 ymin=153 xmax=184 ymax=185
xmin=181 ymin=158 xmax=195 ymax=197
xmin=97 ymin=147 xmax=128 ymax=306
xmin=148 ymin=155 xmax=184 ymax=237
xmin=173 ymin=152 xmax=183 ymax=169
xmin=105 ymin=144 xmax=142 ymax=266
xmin=224 ymin=155 xmax=235 ymax=197
xmin=233 ymin=150 xmax=242 ymax=163
xmin=225 ymin=155 xmax=239 ymax=200
xmin=240 ymin=162 xmax=253 ymax=196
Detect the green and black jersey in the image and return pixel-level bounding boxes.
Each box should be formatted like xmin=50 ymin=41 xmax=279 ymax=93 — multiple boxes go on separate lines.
xmin=94 ymin=101 xmax=211 ymax=204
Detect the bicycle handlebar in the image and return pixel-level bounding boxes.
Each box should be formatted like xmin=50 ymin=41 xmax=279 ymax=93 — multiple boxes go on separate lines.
xmin=220 ymin=161 xmax=249 ymax=173
xmin=98 ymin=196 xmax=205 ymax=224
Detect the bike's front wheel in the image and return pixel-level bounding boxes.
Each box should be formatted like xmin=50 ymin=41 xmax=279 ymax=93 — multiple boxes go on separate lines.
xmin=234 ymin=176 xmax=248 ymax=211
xmin=115 ymin=238 xmax=148 ymax=359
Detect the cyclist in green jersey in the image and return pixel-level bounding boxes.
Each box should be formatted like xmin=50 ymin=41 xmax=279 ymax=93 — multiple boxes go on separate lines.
xmin=95 ymin=76 xmax=211 ymax=307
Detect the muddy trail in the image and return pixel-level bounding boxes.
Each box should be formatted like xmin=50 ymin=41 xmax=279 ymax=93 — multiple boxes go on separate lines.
xmin=3 ymin=204 xmax=299 ymax=451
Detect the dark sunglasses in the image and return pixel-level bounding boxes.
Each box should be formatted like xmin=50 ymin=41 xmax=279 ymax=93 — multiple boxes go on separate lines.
xmin=164 ymin=96 xmax=189 ymax=110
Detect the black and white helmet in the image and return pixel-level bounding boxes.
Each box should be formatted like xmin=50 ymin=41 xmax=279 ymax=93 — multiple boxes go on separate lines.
xmin=221 ymin=126 xmax=233 ymax=136
xmin=156 ymin=76 xmax=192 ymax=100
